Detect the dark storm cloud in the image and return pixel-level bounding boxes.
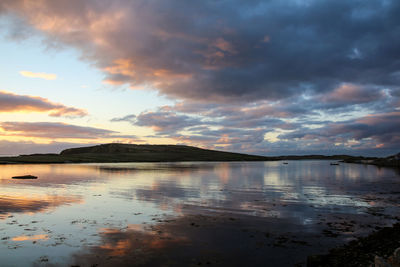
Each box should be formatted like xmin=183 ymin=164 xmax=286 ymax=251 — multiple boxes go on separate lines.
xmin=1 ymin=0 xmax=399 ymax=102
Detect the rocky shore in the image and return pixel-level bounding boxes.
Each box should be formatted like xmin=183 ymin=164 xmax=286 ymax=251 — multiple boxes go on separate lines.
xmin=307 ymin=223 xmax=400 ymax=266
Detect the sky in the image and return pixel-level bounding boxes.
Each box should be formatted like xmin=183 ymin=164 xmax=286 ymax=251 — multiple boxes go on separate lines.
xmin=0 ymin=0 xmax=399 ymax=156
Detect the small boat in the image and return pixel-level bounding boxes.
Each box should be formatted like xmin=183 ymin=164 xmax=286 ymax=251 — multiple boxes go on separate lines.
xmin=12 ymin=175 xmax=38 ymax=179
xmin=330 ymin=163 xmax=339 ymax=166
xmin=283 ymin=162 xmax=288 ymax=165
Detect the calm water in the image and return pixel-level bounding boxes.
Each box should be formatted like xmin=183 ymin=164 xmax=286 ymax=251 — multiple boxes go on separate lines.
xmin=0 ymin=161 xmax=399 ymax=266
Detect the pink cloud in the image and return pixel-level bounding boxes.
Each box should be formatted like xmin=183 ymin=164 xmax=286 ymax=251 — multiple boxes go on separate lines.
xmin=0 ymin=121 xmax=138 ymax=140
xmin=0 ymin=91 xmax=87 ymax=117
xmin=321 ymin=83 xmax=384 ymax=104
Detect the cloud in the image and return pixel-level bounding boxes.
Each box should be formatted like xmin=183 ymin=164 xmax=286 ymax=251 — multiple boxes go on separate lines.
xmin=128 ymin=104 xmax=288 ymax=152
xmin=1 ymin=0 xmax=399 ymax=103
xmin=135 ymin=110 xmax=202 ymax=134
xmin=279 ymin=111 xmax=400 ymax=151
xmin=0 ymin=121 xmax=137 ymax=140
xmin=0 ymin=91 xmax=87 ymax=117
xmin=19 ymin=70 xmax=57 ymax=80
xmin=1 ymin=0 xmax=400 ymax=156
xmin=125 ymin=97 xmax=400 ymax=156
xmin=318 ymin=83 xmax=385 ymax=107
xmin=110 ymin=114 xmax=136 ymax=123
xmin=0 ymin=140 xmax=94 ymax=155
xmin=135 ymin=101 xmax=304 ymax=133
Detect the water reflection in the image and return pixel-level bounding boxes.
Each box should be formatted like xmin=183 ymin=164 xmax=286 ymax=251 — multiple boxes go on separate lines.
xmin=12 ymin=234 xmax=49 ymax=241
xmin=0 ymin=194 xmax=83 ymax=219
xmin=0 ymin=161 xmax=399 ymax=266
xmin=0 ymin=164 xmax=108 ymax=186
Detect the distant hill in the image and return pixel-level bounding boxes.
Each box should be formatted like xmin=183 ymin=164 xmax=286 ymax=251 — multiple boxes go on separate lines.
xmin=0 ymin=143 xmax=272 ymax=164
xmin=369 ymin=152 xmax=400 ymax=167
xmin=59 ymin=143 xmax=271 ymax=162
xmin=0 ymin=143 xmax=394 ymax=165
xmin=342 ymin=152 xmax=400 ymax=167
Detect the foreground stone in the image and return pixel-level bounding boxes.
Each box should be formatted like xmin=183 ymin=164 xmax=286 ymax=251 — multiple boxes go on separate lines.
xmin=12 ymin=175 xmax=38 ymax=179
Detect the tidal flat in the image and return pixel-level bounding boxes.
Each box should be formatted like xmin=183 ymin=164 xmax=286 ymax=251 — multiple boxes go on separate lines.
xmin=0 ymin=161 xmax=399 ymax=266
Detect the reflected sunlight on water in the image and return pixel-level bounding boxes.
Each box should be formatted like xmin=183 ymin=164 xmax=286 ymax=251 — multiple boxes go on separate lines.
xmin=0 ymin=161 xmax=399 ymax=266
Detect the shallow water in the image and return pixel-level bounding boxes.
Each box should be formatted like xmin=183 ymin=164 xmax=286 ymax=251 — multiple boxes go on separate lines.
xmin=0 ymin=161 xmax=399 ymax=266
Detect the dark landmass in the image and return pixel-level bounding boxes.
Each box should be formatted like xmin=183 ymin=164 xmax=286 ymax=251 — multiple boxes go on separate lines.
xmin=343 ymin=152 xmax=400 ymax=168
xmin=0 ymin=143 xmax=269 ymax=164
xmin=307 ymin=223 xmax=400 ymax=267
xmin=0 ymin=143 xmax=398 ymax=165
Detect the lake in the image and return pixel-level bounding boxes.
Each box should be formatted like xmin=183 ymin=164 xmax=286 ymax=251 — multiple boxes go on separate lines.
xmin=0 ymin=161 xmax=399 ymax=266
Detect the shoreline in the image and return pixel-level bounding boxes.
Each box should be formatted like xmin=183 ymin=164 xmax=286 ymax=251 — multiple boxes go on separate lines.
xmin=1 ymin=143 xmax=398 ymax=166
xmin=0 ymin=155 xmax=380 ymax=165
xmin=307 ymin=223 xmax=400 ymax=266
xmin=1 ymin=159 xmax=398 ymax=170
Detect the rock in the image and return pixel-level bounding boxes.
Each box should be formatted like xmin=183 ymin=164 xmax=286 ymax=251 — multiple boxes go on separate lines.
xmin=12 ymin=175 xmax=38 ymax=179
xmin=374 ymin=256 xmax=391 ymax=267
xmin=393 ymin=247 xmax=400 ymax=262
xmin=387 ymin=247 xmax=400 ymax=267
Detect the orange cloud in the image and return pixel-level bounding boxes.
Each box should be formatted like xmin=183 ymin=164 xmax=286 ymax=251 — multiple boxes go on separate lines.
xmin=0 ymin=91 xmax=87 ymax=117
xmin=104 ymin=59 xmax=135 ymax=77
xmin=0 ymin=121 xmax=117 ymax=139
xmin=19 ymin=71 xmax=57 ymax=80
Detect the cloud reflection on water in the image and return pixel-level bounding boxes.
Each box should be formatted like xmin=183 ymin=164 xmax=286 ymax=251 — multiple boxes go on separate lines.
xmin=104 ymin=161 xmax=395 ymax=220
xmin=0 ymin=161 xmax=399 ymax=266
xmin=0 ymin=194 xmax=83 ymax=219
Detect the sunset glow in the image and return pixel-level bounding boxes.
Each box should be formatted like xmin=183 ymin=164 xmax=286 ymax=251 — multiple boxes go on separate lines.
xmin=0 ymin=0 xmax=399 ymax=156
